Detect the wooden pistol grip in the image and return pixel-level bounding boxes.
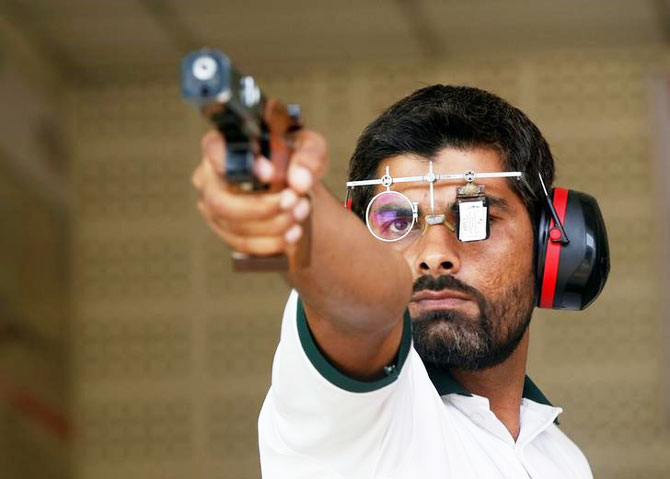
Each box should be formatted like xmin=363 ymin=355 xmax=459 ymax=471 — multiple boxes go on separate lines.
xmin=231 ymin=99 xmax=310 ymax=272
xmin=232 ymin=253 xmax=288 ymax=272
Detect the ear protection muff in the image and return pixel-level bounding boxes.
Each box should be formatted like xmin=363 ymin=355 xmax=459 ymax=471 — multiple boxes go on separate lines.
xmin=535 ymin=186 xmax=610 ymax=310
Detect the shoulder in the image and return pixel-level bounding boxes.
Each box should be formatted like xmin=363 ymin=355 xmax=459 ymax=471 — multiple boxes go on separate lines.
xmin=540 ymin=422 xmax=593 ymax=478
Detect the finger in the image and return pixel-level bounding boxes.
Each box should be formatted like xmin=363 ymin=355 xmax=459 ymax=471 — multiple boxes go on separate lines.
xmin=252 ymin=156 xmax=275 ymax=183
xmin=279 ymin=188 xmax=299 ymax=211
xmin=203 ymin=131 xmax=277 ymax=186
xmin=215 ymin=229 xmax=286 ymax=256
xmin=292 ymin=197 xmax=311 ymax=222
xmin=200 ymin=160 xmax=283 ymax=220
xmin=284 ymin=223 xmax=303 ymax=245
xmin=197 ymin=199 xmax=227 ymax=236
xmin=198 ymin=200 xmax=241 ymax=245
xmin=292 ymin=130 xmax=328 ymax=177
xmin=288 ymin=130 xmax=328 ymax=194
xmin=198 ymin=201 xmax=301 ymax=251
xmin=191 ymin=161 xmax=206 ymax=190
xmin=221 ymin=211 xmax=294 ymax=236
xmin=202 ymin=130 xmax=226 ymax=173
xmin=288 ymin=164 xmax=313 ymax=194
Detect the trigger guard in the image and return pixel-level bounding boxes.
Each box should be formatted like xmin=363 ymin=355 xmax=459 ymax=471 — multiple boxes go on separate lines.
xmin=225 ymin=146 xmax=254 ymax=184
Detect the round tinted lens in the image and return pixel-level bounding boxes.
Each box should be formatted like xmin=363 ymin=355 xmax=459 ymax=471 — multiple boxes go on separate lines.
xmin=366 ymin=191 xmax=415 ymax=242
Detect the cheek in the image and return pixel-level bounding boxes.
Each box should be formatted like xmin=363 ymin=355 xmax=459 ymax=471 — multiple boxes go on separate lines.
xmin=391 ymin=236 xmax=422 ymax=269
xmin=471 ymin=218 xmax=535 ymax=292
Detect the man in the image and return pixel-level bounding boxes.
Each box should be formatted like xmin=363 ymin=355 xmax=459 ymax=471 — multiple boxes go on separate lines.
xmin=192 ymin=85 xmax=593 ymax=478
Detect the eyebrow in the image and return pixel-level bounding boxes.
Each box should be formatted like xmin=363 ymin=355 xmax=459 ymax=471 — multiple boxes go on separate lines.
xmin=375 ymin=204 xmax=414 ymax=215
xmin=484 ymin=195 xmax=510 ymax=211
xmin=415 ymin=194 xmax=510 ymax=216
xmin=417 ymin=195 xmax=510 ymax=216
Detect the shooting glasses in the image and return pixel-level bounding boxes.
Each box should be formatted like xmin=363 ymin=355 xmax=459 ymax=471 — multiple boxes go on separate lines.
xmin=345 ymin=162 xmax=523 ymax=243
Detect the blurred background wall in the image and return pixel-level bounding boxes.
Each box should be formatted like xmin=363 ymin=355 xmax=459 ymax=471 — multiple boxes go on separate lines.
xmin=0 ymin=0 xmax=669 ymax=478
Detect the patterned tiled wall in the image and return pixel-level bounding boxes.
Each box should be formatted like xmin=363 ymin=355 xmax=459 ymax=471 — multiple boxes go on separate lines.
xmin=0 ymin=163 xmax=71 ymax=479
xmin=0 ymin=32 xmax=71 ymax=477
xmin=70 ymin=47 xmax=670 ymax=478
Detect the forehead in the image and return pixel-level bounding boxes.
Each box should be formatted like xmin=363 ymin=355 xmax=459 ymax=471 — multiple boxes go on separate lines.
xmin=375 ymin=146 xmax=517 ymax=200
xmin=377 ymin=146 xmax=504 ymax=177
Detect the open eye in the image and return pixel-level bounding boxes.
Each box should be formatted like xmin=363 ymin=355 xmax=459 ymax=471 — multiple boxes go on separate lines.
xmin=375 ymin=210 xmax=414 ymax=236
xmin=366 ymin=191 xmax=416 ymax=241
xmin=388 ymin=217 xmax=412 ymax=234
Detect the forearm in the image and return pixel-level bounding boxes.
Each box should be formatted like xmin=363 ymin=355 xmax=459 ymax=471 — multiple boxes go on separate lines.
xmin=194 ymin=129 xmax=410 ymax=376
xmin=286 ymin=181 xmax=413 ymax=338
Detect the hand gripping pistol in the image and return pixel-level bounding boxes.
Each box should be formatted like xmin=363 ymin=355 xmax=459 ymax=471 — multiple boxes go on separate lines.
xmin=181 ymin=49 xmax=308 ymax=271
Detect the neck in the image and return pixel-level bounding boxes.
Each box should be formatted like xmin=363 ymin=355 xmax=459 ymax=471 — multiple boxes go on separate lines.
xmin=449 ymin=328 xmax=530 ymax=441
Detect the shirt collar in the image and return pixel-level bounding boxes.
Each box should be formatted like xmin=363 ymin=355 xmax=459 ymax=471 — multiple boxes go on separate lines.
xmin=425 ymin=363 xmax=556 ymax=408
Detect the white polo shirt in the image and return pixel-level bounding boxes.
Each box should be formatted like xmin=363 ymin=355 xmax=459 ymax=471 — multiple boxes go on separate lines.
xmin=258 ymin=291 xmax=593 ymax=478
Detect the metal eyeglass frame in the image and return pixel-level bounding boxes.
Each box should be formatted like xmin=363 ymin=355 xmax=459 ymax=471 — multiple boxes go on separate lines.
xmin=344 ymin=161 xmax=524 ymax=242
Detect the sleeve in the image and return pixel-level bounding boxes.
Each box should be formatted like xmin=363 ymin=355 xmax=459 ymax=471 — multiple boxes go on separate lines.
xmin=258 ymin=289 xmax=414 ymax=477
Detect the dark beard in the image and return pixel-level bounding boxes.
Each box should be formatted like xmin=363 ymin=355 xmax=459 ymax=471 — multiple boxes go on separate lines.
xmin=411 ymin=274 xmax=534 ymax=371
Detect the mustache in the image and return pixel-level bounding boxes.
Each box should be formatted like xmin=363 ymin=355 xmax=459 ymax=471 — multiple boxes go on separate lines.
xmin=412 ymin=275 xmax=489 ymax=314
xmin=413 ymin=275 xmax=479 ymax=297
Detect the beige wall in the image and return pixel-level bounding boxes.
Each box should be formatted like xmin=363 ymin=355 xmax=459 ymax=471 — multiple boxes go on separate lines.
xmin=0 ymin=40 xmax=667 ymax=479
xmin=2 ymin=40 xmax=668 ymax=479
xmin=0 ymin=13 xmax=71 ymax=479
xmin=65 ymin=46 xmax=670 ymax=478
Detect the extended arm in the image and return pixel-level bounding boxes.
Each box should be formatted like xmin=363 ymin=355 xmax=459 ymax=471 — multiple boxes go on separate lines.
xmin=192 ymin=130 xmax=412 ymax=379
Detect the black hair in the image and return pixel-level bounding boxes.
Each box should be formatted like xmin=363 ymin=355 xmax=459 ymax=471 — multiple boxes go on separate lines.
xmin=347 ymin=85 xmax=554 ymax=227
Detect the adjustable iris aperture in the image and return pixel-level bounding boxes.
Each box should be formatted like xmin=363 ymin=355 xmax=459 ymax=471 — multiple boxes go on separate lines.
xmin=366 ymin=190 xmax=418 ymax=242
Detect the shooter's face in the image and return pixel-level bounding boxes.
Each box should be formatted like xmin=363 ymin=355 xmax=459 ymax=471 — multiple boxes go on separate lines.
xmin=377 ymin=147 xmax=536 ymax=371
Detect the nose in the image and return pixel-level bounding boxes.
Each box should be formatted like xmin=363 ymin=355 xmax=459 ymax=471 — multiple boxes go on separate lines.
xmin=411 ymin=225 xmax=461 ymax=276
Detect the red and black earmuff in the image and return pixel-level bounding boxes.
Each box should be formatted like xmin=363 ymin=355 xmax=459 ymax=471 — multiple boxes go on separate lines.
xmin=535 ymin=180 xmax=610 ymax=310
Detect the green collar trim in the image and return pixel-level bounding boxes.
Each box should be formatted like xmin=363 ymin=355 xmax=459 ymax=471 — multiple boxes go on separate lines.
xmin=296 ymin=298 xmax=412 ymax=393
xmin=425 ymin=365 xmax=559 ymax=424
xmin=424 ymin=363 xmax=473 ymax=397
xmin=425 ymin=365 xmax=553 ymax=406
xmin=522 ymin=375 xmax=554 ymax=407
xmin=297 ymin=298 xmax=558 ymax=423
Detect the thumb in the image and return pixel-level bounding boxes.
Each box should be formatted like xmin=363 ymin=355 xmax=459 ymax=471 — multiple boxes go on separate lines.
xmin=287 ymin=130 xmax=328 ymax=195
